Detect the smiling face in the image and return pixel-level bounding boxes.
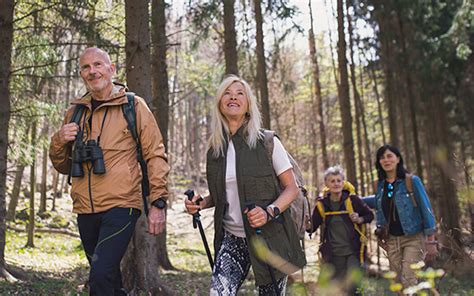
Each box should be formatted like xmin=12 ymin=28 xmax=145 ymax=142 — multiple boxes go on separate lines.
xmin=219 ymin=82 xmax=249 ymax=124
xmin=79 ymin=48 xmax=115 ymax=98
xmin=325 ymin=174 xmax=344 ymax=195
xmin=379 ymin=149 xmax=400 ymax=174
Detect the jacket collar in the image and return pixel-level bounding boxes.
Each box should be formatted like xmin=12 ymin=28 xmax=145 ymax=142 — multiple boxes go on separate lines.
xmin=70 ymin=82 xmax=129 ymax=107
xmin=321 ymin=189 xmax=350 ymax=207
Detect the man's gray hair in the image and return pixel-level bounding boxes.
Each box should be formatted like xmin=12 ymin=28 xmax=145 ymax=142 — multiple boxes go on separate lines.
xmin=323 ymin=165 xmax=345 ymax=181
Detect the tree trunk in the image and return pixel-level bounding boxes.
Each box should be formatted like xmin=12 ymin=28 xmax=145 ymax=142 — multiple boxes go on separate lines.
xmin=123 ymin=0 xmax=171 ymax=293
xmin=151 ymin=0 xmax=172 ymax=268
xmin=152 ymin=0 xmax=170 ymax=151
xmin=26 ymin=122 xmax=37 ymax=248
xmin=0 ymin=0 xmax=15 ymax=280
xmin=429 ymin=91 xmax=462 ymax=246
xmin=223 ymin=0 xmax=239 ymax=75
xmin=125 ymin=0 xmax=152 ymax=103
xmin=395 ymin=8 xmax=423 ymax=177
xmin=39 ymin=146 xmax=48 ymax=213
xmin=6 ymin=165 xmax=25 ymax=221
xmin=308 ymin=0 xmax=329 ymax=170
xmin=346 ymin=0 xmax=365 ymax=194
xmin=51 ymin=170 xmax=59 ymax=211
xmin=367 ymin=56 xmax=387 ymax=144
xmin=254 ymin=0 xmax=271 ymax=129
xmin=336 ymin=0 xmax=357 ymax=186
xmin=373 ymin=0 xmax=399 ymax=146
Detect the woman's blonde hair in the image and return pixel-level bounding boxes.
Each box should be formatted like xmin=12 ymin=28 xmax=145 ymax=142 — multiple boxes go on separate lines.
xmin=208 ymin=75 xmax=262 ymax=158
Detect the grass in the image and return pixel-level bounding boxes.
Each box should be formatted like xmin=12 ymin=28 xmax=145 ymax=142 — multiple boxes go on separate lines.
xmin=1 ymin=230 xmax=89 ymax=295
xmin=1 ymin=194 xmax=473 ymax=295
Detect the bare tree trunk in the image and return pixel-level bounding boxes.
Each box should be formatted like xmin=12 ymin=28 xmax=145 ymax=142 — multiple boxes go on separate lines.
xmin=324 ymin=0 xmax=340 ymax=88
xmin=346 ymin=0 xmax=365 ymax=194
xmin=358 ymin=61 xmax=374 ymax=194
xmin=223 ymin=0 xmax=239 ymax=75
xmin=373 ymin=0 xmax=399 ymax=146
xmin=336 ymin=0 xmax=357 ymax=186
xmin=429 ymin=91 xmax=462 ymax=246
xmin=308 ymin=0 xmax=329 ymax=170
xmin=254 ymin=0 xmax=271 ymax=129
xmin=395 ymin=8 xmax=423 ymax=177
xmin=361 ymin=48 xmax=387 ymax=145
xmin=152 ymin=0 xmax=170 ymax=151
xmin=125 ymin=0 xmax=152 ymax=102
xmin=0 ymin=0 xmax=15 ymax=281
xmin=26 ymin=122 xmax=37 ymax=248
xmin=123 ymin=0 xmax=171 ymax=293
xmin=51 ymin=170 xmax=59 ymax=211
xmin=6 ymin=165 xmax=25 ymax=221
xmin=39 ymin=123 xmax=49 ymax=214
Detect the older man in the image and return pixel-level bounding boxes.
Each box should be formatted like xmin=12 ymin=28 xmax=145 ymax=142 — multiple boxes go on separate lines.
xmin=49 ymin=47 xmax=169 ymax=295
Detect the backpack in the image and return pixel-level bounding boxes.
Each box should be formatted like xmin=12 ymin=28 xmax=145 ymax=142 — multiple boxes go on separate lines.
xmin=315 ymin=196 xmax=368 ymax=264
xmin=261 ymin=129 xmax=312 ymax=240
xmin=69 ymin=92 xmax=151 ymax=215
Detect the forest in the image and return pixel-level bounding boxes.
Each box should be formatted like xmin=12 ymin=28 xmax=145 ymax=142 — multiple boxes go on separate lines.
xmin=0 ymin=0 xmax=473 ymax=295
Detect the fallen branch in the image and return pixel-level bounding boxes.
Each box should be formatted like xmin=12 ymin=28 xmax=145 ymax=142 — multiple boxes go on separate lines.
xmin=7 ymin=225 xmax=80 ymax=238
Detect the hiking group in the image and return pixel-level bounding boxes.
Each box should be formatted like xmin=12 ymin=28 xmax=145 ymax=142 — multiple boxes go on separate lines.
xmin=49 ymin=47 xmax=438 ymax=296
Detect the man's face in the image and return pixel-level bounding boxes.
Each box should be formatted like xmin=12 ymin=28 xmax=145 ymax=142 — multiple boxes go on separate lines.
xmin=79 ymin=49 xmax=115 ymax=95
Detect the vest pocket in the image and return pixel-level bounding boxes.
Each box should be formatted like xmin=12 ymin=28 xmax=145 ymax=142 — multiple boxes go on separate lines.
xmin=242 ymin=165 xmax=276 ymax=204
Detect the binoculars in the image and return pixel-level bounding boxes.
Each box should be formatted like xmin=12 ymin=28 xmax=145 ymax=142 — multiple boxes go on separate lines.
xmin=71 ymin=139 xmax=106 ymax=177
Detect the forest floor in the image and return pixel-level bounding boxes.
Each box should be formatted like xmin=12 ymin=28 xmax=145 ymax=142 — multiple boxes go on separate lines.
xmin=1 ymin=189 xmax=473 ymax=295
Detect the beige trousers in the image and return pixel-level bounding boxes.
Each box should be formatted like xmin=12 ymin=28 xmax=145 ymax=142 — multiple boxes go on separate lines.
xmin=387 ymin=233 xmax=426 ymax=288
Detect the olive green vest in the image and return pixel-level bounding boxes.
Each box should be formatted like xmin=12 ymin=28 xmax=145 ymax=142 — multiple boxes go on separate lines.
xmin=206 ymin=127 xmax=306 ymax=286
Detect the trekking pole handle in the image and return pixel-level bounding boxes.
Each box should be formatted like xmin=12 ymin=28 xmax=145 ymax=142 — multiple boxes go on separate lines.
xmin=184 ymin=189 xmax=204 ymax=229
xmin=245 ymin=202 xmax=262 ymax=235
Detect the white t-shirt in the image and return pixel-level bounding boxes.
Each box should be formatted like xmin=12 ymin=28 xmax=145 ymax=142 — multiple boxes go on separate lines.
xmin=223 ymin=137 xmax=292 ymax=237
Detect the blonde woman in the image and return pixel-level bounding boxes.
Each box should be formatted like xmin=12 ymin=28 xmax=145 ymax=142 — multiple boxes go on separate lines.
xmin=185 ymin=75 xmax=306 ymax=295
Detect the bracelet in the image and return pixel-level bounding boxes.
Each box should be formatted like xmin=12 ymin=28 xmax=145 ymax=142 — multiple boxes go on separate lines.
xmin=426 ymin=240 xmax=438 ymax=245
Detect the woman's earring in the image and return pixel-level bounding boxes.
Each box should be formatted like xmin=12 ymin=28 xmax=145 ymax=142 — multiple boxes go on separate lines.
xmin=245 ymin=112 xmax=250 ymax=118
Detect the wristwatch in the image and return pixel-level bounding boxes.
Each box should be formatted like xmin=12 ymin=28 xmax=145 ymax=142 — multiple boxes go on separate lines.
xmin=267 ymin=204 xmax=281 ymax=219
xmin=151 ymin=197 xmax=167 ymax=209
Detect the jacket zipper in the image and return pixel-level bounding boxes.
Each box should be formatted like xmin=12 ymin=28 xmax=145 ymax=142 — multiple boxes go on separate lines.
xmin=88 ymin=169 xmax=94 ymax=213
xmin=85 ymin=106 xmax=95 ymax=213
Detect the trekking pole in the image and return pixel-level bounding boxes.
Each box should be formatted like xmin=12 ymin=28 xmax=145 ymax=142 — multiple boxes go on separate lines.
xmin=246 ymin=202 xmax=279 ymax=295
xmin=184 ymin=189 xmax=214 ymax=270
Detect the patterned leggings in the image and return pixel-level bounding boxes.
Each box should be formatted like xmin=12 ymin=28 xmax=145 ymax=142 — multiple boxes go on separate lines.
xmin=210 ymin=230 xmax=287 ymax=296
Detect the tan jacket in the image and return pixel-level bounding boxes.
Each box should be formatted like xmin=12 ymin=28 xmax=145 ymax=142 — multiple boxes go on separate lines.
xmin=49 ymin=84 xmax=169 ymax=214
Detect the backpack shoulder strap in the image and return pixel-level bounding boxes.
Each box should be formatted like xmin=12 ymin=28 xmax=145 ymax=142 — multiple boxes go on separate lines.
xmin=316 ymin=200 xmax=326 ymax=222
xmin=344 ymin=197 xmax=354 ymax=215
xmin=405 ymin=173 xmax=418 ymax=208
xmin=261 ymin=129 xmax=275 ymax=162
xmin=405 ymin=173 xmax=413 ymax=193
xmin=121 ymin=92 xmax=151 ymax=216
xmin=70 ymin=104 xmax=86 ymax=125
xmin=122 ymin=92 xmax=139 ymax=142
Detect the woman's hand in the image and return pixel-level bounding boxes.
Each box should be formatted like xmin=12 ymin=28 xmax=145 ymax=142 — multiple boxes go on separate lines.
xmin=245 ymin=206 xmax=269 ymax=228
xmin=184 ymin=194 xmax=204 ymax=215
xmin=425 ymin=242 xmax=438 ymax=262
xmin=349 ymin=212 xmax=364 ymax=224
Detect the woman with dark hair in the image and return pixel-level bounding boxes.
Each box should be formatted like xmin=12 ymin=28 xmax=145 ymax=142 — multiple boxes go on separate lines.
xmin=373 ymin=145 xmax=438 ymax=288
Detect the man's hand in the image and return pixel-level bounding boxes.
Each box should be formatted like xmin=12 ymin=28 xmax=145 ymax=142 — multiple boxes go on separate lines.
xmin=58 ymin=123 xmax=79 ymax=145
xmin=148 ymin=206 xmax=166 ymax=235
